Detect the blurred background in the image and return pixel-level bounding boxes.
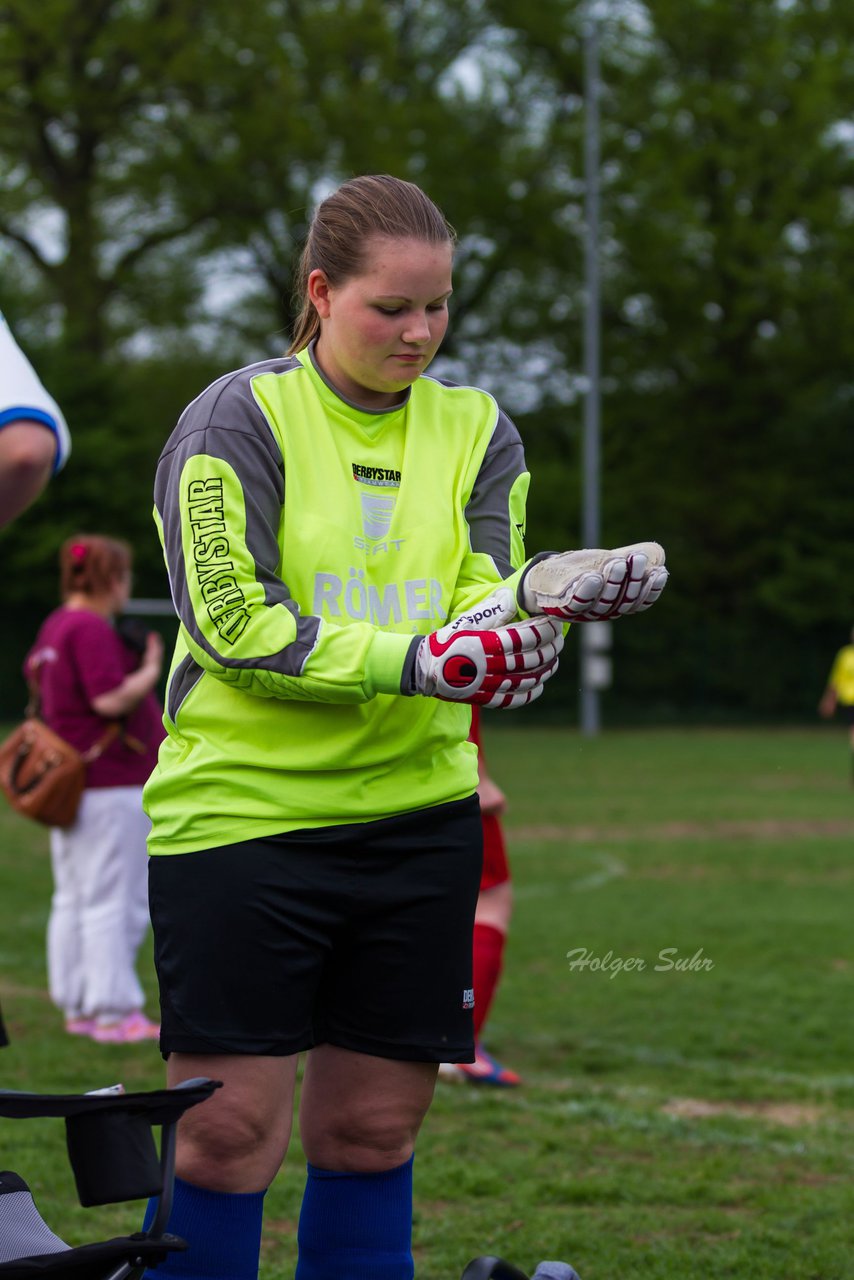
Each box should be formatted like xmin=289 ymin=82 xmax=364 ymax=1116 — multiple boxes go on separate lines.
xmin=2 ymin=0 xmax=853 ymax=724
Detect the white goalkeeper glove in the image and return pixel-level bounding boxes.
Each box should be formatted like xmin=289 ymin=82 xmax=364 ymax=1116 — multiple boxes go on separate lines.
xmin=520 ymin=541 xmax=668 ymax=621
xmin=412 ymin=588 xmax=564 ymax=709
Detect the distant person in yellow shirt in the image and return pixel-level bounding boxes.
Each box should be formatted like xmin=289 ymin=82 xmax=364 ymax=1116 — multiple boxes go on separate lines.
xmin=818 ymin=628 xmax=854 ymax=782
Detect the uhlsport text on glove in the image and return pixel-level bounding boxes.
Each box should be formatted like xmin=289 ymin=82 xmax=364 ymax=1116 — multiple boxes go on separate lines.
xmin=414 ymin=591 xmax=564 ymax=710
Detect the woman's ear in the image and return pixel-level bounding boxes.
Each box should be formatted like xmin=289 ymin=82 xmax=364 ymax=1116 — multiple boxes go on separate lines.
xmin=307 ymin=269 xmax=332 ymax=319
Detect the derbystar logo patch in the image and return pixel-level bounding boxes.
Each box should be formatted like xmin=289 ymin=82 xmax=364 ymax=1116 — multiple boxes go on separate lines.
xmin=352 ymin=463 xmax=401 ymax=488
xmin=186 ymin=477 xmax=250 ymax=644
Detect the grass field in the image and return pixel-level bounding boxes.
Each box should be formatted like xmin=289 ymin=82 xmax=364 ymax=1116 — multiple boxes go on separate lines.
xmin=1 ymin=725 xmax=853 ymax=1279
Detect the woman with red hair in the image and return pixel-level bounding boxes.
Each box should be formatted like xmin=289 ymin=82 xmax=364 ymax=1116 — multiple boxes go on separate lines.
xmin=24 ymin=534 xmax=165 ymax=1042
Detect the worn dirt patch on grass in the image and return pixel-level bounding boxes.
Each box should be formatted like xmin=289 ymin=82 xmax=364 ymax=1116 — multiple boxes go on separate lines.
xmin=662 ymin=1097 xmax=825 ymax=1126
xmin=0 ymin=979 xmax=49 ymax=1001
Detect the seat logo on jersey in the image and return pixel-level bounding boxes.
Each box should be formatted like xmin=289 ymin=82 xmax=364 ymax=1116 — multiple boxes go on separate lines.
xmin=360 ymin=491 xmax=396 ymax=541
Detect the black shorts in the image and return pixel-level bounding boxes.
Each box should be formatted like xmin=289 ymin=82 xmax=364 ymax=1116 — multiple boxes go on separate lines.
xmin=148 ymin=796 xmax=483 ymax=1063
xmin=837 ymin=703 xmax=854 ymax=725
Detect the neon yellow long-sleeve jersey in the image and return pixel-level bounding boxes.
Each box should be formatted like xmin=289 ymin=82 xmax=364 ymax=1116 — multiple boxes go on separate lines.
xmin=144 ymin=345 xmax=532 ymax=854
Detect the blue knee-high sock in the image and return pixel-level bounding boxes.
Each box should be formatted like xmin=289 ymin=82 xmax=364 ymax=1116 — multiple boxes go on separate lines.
xmin=295 ymin=1156 xmax=414 ymax=1280
xmin=140 ymin=1176 xmax=266 ymax=1280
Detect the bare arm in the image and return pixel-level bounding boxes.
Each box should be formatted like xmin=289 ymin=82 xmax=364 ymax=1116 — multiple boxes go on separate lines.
xmin=818 ymin=685 xmax=837 ymax=718
xmin=476 ymin=746 xmax=507 ymax=817
xmin=91 ymin=632 xmax=164 ymax=718
xmin=0 ymin=422 xmax=57 ymax=527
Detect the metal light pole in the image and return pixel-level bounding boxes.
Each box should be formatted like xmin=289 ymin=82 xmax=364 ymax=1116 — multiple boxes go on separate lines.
xmin=579 ymin=1 xmax=605 ymax=737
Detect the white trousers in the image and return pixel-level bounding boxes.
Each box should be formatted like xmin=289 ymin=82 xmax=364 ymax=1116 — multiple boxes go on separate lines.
xmin=48 ymin=786 xmax=152 ymax=1021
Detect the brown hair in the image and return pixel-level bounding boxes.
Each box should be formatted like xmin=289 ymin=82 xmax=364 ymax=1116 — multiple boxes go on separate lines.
xmin=60 ymin=534 xmax=132 ymax=601
xmin=288 ymin=174 xmax=456 ymax=354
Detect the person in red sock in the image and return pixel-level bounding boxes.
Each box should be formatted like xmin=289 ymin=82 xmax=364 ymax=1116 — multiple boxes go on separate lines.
xmin=440 ymin=705 xmax=522 ymax=1087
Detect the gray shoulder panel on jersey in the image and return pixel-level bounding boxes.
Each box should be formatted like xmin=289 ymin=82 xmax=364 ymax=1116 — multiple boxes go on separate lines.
xmin=420 ymin=375 xmax=527 ymax=576
xmin=155 ymin=359 xmax=321 ymax=676
xmin=167 ymin=651 xmax=205 ymax=723
xmin=464 ymin=405 xmax=528 ymax=578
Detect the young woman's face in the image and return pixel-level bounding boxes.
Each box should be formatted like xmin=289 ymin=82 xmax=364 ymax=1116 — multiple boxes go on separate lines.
xmin=309 ymin=235 xmax=453 ymax=410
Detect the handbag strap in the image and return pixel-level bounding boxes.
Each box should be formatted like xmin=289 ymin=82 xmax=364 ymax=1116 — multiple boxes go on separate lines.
xmin=24 ymin=659 xmax=44 ymax=719
xmin=81 ymin=723 xmax=121 ymax=763
xmin=25 ymin=658 xmax=144 ymax=762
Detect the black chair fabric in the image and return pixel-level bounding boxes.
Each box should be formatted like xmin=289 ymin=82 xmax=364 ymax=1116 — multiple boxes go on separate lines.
xmin=0 ymin=1082 xmax=217 ymax=1126
xmin=0 ymin=1231 xmax=185 ymax=1277
xmin=0 ymin=1079 xmax=220 ymax=1279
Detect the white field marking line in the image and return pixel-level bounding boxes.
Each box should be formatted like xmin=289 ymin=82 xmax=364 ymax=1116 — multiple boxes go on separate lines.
xmin=459 ymin=1086 xmax=854 ymax=1160
xmin=509 ymin=1095 xmax=853 ymax=1161
xmin=508 ymin=818 xmax=854 ymax=843
xmin=514 ymin=850 xmax=626 ymax=896
xmin=535 ymin=1079 xmax=850 ymax=1130
xmin=521 ymin=1032 xmax=854 ymax=1092
xmin=463 ymin=1067 xmax=854 ymax=1121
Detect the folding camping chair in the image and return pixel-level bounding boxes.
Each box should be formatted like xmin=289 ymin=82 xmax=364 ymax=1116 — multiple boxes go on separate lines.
xmin=0 ymin=1077 xmax=220 ymax=1279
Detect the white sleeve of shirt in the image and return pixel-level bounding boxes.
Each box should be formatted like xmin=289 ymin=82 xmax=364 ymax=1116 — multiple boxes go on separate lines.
xmin=0 ymin=311 xmax=71 ymax=473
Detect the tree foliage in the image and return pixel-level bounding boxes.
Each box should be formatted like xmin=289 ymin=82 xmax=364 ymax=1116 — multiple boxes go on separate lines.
xmin=1 ymin=0 xmax=852 ymax=719
xmin=487 ymin=0 xmax=854 ymax=717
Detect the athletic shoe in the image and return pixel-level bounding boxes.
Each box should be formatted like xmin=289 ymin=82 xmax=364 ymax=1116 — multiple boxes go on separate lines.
xmin=460 ymin=1262 xmax=582 ymax=1280
xmin=65 ymin=1016 xmax=96 ymax=1036
xmin=91 ymin=1012 xmax=160 ymax=1043
xmin=438 ymin=1044 xmax=522 ymax=1087
xmin=532 ymin=1264 xmax=583 ymax=1279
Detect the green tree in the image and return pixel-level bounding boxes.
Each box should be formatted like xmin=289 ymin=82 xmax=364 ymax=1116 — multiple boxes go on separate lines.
xmin=485 ymin=0 xmax=854 ymax=717
xmin=4 ymin=0 xmax=853 ymax=720
xmin=0 ymin=0 xmax=562 ymax=708
xmin=603 ymin=0 xmax=854 ymax=714
xmin=0 ymin=0 xmax=542 ymax=357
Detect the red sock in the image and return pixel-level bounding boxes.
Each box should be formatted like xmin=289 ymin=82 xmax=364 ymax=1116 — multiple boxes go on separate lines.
xmin=472 ymin=922 xmax=506 ymax=1038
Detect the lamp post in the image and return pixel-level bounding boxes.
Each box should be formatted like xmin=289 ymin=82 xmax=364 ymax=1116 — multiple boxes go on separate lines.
xmin=579 ymin=1 xmax=609 ymax=736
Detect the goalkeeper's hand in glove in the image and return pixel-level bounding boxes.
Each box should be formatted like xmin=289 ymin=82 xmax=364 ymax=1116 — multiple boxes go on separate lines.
xmin=413 ymin=588 xmax=564 ymax=710
xmin=520 ymin=541 xmax=668 ymax=622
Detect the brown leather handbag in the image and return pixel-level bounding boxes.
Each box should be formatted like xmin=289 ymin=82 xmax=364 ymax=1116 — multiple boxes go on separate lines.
xmin=0 ymin=717 xmax=119 ymax=829
xmin=0 ymin=657 xmax=125 ymax=828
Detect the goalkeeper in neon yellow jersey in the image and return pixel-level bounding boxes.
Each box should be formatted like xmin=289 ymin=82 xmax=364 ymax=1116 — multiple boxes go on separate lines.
xmin=142 ymin=175 xmax=666 ymax=1280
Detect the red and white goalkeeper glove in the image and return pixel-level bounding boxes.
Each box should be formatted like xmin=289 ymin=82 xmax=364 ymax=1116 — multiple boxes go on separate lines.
xmin=520 ymin=541 xmax=668 ymax=621
xmin=413 ymin=589 xmax=564 ymax=709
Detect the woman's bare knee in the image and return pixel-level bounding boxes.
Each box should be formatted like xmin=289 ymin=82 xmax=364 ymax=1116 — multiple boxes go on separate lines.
xmin=300 ymin=1047 xmax=436 ymax=1172
xmin=168 ymin=1053 xmax=297 ymax=1192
